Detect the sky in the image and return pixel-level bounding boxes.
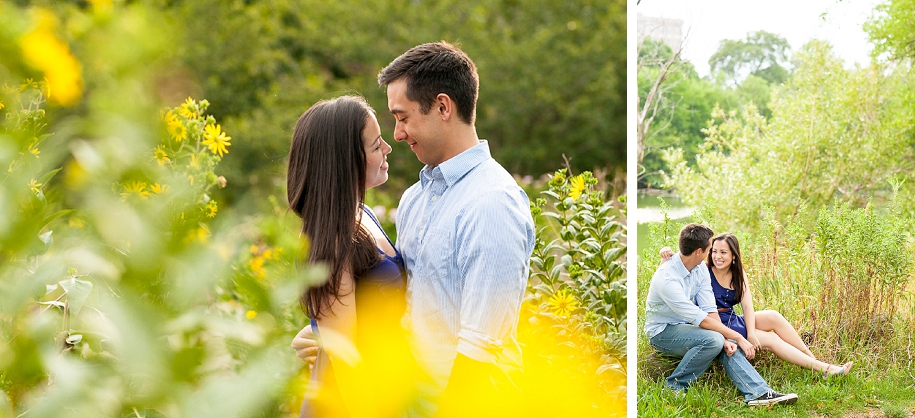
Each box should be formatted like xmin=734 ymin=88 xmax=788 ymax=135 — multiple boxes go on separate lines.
xmin=636 ymin=0 xmax=886 ymax=77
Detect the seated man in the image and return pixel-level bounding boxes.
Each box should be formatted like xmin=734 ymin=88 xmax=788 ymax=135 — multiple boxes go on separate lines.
xmin=644 ymin=223 xmax=798 ymax=406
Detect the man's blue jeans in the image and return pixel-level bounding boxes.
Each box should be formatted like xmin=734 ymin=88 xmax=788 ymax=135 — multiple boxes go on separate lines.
xmin=648 ymin=323 xmax=771 ymax=401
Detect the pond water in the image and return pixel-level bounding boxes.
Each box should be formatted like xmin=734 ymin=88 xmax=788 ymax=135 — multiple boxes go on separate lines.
xmin=636 ymin=192 xmax=694 ymax=255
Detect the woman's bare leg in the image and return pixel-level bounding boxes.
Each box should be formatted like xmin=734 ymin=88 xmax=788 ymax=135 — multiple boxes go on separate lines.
xmin=756 ymin=332 xmax=827 ymax=371
xmin=756 ymin=330 xmax=854 ymax=376
xmin=754 ymin=310 xmax=815 ymax=359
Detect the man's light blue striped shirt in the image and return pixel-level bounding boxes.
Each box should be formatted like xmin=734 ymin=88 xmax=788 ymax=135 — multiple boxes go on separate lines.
xmin=396 ymin=140 xmax=535 ymax=415
xmin=644 ymin=254 xmax=717 ymax=338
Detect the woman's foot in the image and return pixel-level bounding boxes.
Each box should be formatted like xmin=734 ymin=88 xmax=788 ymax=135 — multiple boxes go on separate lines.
xmin=823 ymin=362 xmax=854 ymax=379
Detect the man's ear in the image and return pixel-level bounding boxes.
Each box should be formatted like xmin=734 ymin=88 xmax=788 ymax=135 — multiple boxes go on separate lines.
xmin=692 ymin=247 xmax=707 ymax=258
xmin=435 ymin=93 xmax=453 ymax=121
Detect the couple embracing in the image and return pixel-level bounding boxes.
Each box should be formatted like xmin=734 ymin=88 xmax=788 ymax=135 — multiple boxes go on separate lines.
xmin=286 ymin=42 xmax=534 ymax=417
xmin=645 ymin=223 xmax=854 ymax=406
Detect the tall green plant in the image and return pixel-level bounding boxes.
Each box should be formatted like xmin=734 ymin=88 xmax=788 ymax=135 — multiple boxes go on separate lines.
xmin=523 ymin=169 xmax=627 ymax=413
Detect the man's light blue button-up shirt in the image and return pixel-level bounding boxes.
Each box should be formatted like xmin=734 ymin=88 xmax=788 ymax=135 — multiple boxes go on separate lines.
xmin=644 ymin=254 xmax=716 ymax=338
xmin=396 ymin=140 xmax=535 ymax=415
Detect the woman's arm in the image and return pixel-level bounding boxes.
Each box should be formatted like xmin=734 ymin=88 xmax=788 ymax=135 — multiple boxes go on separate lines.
xmin=316 ymin=270 xmax=379 ymax=418
xmin=740 ymin=272 xmax=760 ymax=350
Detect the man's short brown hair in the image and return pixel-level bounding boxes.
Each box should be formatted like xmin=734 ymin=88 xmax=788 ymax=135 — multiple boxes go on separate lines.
xmin=377 ymin=41 xmax=478 ymax=125
xmin=679 ymin=223 xmax=714 ymax=256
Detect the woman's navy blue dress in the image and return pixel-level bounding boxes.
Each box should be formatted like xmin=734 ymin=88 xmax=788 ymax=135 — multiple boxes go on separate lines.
xmin=709 ymin=265 xmax=748 ymax=339
xmin=300 ymin=206 xmax=407 ymax=418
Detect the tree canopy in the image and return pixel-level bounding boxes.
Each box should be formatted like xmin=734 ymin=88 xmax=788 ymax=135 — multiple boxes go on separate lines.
xmin=709 ymin=30 xmax=791 ymax=85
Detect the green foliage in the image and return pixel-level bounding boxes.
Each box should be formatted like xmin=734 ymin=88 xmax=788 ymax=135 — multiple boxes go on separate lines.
xmin=523 ymin=169 xmax=627 ymax=410
xmin=810 ymin=200 xmax=912 ymax=352
xmin=664 ymin=40 xmax=915 ymax=234
xmin=637 ymin=39 xmax=777 ymax=189
xmin=157 ymin=0 xmax=627 ymax=211
xmin=709 ymin=30 xmax=791 ymax=85
xmin=0 ymin=4 xmax=318 ymax=417
xmin=865 ymin=0 xmax=915 ymax=61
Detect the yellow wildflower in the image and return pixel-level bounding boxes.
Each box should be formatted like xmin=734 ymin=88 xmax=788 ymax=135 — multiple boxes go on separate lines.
xmin=205 ymin=200 xmax=218 ymax=218
xmin=568 ymin=175 xmax=586 ymax=200
xmin=548 ymin=288 xmax=578 ymax=318
xmin=29 ymin=179 xmax=43 ymax=194
xmin=68 ymin=217 xmax=85 ymax=229
xmin=250 ymin=244 xmax=260 ymax=255
xmin=28 ymin=142 xmax=40 ymax=157
xmin=262 ymin=248 xmax=273 ymax=260
xmin=185 ymin=226 xmax=209 ymax=244
xmin=189 ymin=153 xmax=199 ymax=169
xmin=154 ymin=146 xmax=170 ymax=166
xmin=149 ymin=183 xmax=169 ymax=195
xmin=164 ymin=110 xmax=186 ymax=141
xmin=19 ymin=9 xmax=83 ymax=106
xmin=202 ymin=124 xmax=231 ymax=157
xmin=178 ymin=97 xmax=197 ymax=119
xmin=245 ymin=310 xmax=258 ymax=319
xmin=0 ymin=101 xmax=4 ymax=110
xmin=120 ymin=180 xmax=150 ymax=201
xmin=249 ymin=256 xmax=266 ymax=278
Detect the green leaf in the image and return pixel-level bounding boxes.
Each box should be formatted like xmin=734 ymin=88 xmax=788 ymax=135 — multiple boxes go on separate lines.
xmin=38 ymin=230 xmax=53 ymax=254
xmin=37 ymin=168 xmax=62 ymax=186
xmin=60 ymin=276 xmax=93 ymax=317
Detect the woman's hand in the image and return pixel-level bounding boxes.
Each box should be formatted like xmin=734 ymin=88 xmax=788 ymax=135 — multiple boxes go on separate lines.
xmin=291 ymin=325 xmax=319 ymax=366
xmin=747 ymin=331 xmax=761 ymax=351
xmin=736 ymin=337 xmax=756 ymax=360
xmin=659 ymin=246 xmax=674 ymax=261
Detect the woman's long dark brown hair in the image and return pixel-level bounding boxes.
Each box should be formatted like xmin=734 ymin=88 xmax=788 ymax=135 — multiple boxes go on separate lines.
xmin=287 ymin=95 xmax=380 ymax=319
xmin=707 ymin=233 xmax=747 ymax=303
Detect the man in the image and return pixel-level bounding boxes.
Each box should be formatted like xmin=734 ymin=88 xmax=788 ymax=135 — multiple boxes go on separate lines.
xmin=293 ymin=42 xmax=534 ymax=417
xmin=644 ymin=223 xmax=798 ymax=406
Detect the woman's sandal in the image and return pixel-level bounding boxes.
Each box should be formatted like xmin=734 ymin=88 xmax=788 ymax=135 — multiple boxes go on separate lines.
xmin=823 ymin=362 xmax=854 ymax=379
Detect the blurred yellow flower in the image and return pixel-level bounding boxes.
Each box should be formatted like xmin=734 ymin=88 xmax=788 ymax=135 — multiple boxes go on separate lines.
xmin=28 ymin=179 xmax=42 ymax=194
xmin=19 ymin=9 xmax=83 ymax=106
xmin=203 ymin=124 xmax=231 ymax=157
xmin=548 ymin=289 xmax=578 ymax=318
xmin=245 ymin=310 xmax=257 ymax=319
xmin=178 ymin=97 xmax=197 ymax=119
xmin=28 ymin=143 xmax=40 ymax=157
xmin=0 ymin=101 xmax=4 ymax=110
xmin=185 ymin=226 xmax=209 ymax=244
xmin=150 ymin=183 xmax=169 ymax=195
xmin=189 ymin=153 xmax=199 ymax=169
xmin=249 ymin=256 xmax=266 ymax=278
xmin=69 ymin=217 xmax=85 ymax=229
xmin=164 ymin=110 xmax=186 ymax=141
xmin=120 ymin=180 xmax=150 ymax=201
xmin=569 ymin=175 xmax=585 ymax=200
xmin=154 ymin=146 xmax=170 ymax=166
xmin=205 ymin=200 xmax=218 ymax=218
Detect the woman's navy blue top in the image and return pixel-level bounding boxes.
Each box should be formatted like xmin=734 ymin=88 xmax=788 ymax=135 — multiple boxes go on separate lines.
xmin=300 ymin=205 xmax=406 ymax=418
xmin=709 ymin=265 xmax=748 ymax=339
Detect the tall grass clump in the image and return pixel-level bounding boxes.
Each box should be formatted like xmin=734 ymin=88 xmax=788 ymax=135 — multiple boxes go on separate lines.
xmin=810 ymin=200 xmax=913 ymax=355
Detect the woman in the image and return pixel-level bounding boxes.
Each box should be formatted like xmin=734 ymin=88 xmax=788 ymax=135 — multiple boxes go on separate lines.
xmin=660 ymin=233 xmax=853 ymax=377
xmin=287 ymin=95 xmax=415 ymax=417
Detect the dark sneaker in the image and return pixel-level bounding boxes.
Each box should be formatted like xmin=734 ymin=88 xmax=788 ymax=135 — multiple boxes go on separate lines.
xmin=746 ymin=390 xmax=798 ymax=406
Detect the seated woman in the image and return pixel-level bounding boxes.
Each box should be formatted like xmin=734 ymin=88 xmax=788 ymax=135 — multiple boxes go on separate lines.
xmin=660 ymin=233 xmax=853 ymax=377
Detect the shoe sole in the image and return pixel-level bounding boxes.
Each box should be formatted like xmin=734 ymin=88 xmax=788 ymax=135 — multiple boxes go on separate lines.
xmin=747 ymin=394 xmax=798 ymax=406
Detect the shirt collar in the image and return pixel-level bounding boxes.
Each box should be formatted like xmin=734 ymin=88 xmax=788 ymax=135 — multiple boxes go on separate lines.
xmin=669 ymin=252 xmax=693 ymax=279
xmin=419 ymin=140 xmax=491 ymax=187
